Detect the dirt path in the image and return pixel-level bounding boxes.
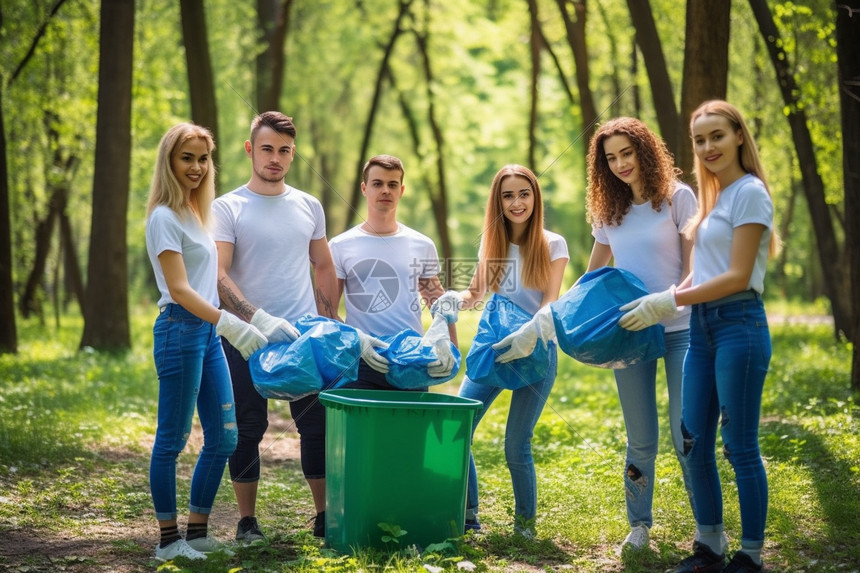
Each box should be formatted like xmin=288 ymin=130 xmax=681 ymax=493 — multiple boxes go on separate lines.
xmin=0 ymin=412 xmax=303 ymax=572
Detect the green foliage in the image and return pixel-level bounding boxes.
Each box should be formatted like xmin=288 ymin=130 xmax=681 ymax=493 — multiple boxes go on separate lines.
xmin=378 ymin=521 xmax=408 ymax=545
xmin=1 ymin=0 xmax=845 ymax=316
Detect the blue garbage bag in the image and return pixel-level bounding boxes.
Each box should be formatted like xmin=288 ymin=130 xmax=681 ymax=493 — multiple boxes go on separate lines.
xmin=378 ymin=329 xmax=462 ymax=389
xmin=551 ymin=266 xmax=666 ymax=369
xmin=249 ymin=315 xmax=361 ymax=400
xmin=465 ymin=294 xmax=549 ymax=390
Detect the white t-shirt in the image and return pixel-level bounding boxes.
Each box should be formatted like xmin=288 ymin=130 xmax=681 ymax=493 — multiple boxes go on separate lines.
xmin=593 ymin=182 xmax=697 ymax=331
xmin=145 ymin=205 xmax=219 ymax=309
xmin=491 ymin=229 xmax=569 ymax=316
xmin=212 ymin=185 xmax=326 ymax=321
xmin=693 ymin=174 xmax=773 ymax=293
xmin=330 ymin=223 xmax=440 ymax=335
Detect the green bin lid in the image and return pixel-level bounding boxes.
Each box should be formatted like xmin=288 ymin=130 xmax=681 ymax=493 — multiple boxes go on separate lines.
xmin=319 ymin=389 xmax=482 ymax=411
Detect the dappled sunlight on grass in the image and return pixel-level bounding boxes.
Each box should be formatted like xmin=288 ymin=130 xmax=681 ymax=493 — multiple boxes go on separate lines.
xmin=0 ymin=308 xmax=857 ymax=571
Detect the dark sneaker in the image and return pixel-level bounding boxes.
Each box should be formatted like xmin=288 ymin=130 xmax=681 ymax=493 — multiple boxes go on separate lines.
xmin=722 ymin=551 xmax=763 ymax=572
xmin=313 ymin=511 xmax=325 ymax=538
xmin=235 ymin=516 xmax=265 ymax=542
xmin=464 ymin=519 xmax=481 ymax=532
xmin=668 ymin=541 xmax=726 ymax=573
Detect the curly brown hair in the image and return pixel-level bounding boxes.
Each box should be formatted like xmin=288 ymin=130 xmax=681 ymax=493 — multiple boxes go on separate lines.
xmin=585 ymin=117 xmax=681 ymax=227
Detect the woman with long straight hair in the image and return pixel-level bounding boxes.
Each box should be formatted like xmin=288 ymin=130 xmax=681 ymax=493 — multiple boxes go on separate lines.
xmin=434 ymin=164 xmax=568 ymax=537
xmin=619 ymin=101 xmax=776 ymax=573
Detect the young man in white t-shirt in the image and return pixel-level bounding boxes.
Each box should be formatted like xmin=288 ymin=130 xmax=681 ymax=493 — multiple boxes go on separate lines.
xmin=329 ymin=154 xmax=456 ymax=389
xmin=212 ymin=112 xmax=385 ymax=541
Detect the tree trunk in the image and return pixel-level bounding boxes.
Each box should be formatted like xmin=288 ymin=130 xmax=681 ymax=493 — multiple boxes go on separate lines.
xmin=554 ymin=0 xmax=598 ymax=147
xmin=0 ymin=88 xmax=17 ymax=354
xmin=180 ymin=0 xmax=219 ymax=163
xmin=80 ymin=0 xmax=134 ymax=352
xmin=0 ymin=0 xmax=71 ymax=352
xmin=412 ymin=31 xmax=453 ymax=273
xmin=59 ymin=211 xmax=85 ymax=309
xmin=626 ymin=0 xmax=680 ymax=160
xmin=527 ymin=0 xmax=541 ymax=171
xmin=19 ymin=190 xmax=59 ymax=319
xmin=678 ymin=1 xmax=730 ymax=181
xmin=344 ymin=0 xmax=413 ymax=232
xmin=749 ymin=0 xmax=852 ymax=338
xmin=835 ymin=0 xmax=860 ymax=388
xmin=594 ymin=1 xmax=622 ymax=117
xmin=255 ymin=0 xmax=293 ymax=113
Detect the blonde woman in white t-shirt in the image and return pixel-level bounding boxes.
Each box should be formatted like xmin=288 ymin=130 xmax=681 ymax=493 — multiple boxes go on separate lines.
xmin=620 ymin=101 xmax=777 ymax=573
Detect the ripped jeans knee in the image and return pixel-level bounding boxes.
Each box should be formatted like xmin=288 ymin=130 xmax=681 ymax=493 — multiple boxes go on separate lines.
xmin=624 ymin=464 xmax=649 ymax=500
xmin=682 ymin=421 xmax=694 ymax=457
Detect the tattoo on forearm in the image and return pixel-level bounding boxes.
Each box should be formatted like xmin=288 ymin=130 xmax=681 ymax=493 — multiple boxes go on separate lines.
xmin=218 ymin=277 xmax=256 ymax=321
xmin=315 ymin=288 xmax=337 ymax=319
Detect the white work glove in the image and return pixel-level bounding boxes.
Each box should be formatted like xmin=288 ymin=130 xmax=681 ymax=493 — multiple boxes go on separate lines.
xmin=423 ymin=314 xmax=456 ymax=378
xmin=216 ymin=310 xmax=268 ymax=360
xmin=250 ymin=308 xmax=300 ymax=343
xmin=430 ymin=290 xmax=465 ymax=324
xmin=618 ymin=286 xmax=680 ymax=331
xmin=356 ymin=329 xmax=390 ymax=374
xmin=492 ymin=304 xmax=556 ymax=364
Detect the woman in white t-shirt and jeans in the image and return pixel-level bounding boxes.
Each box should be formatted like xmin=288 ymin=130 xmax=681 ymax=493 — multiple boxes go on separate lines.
xmin=144 ymin=123 xmax=266 ymax=562
xmin=434 ymin=164 xmax=569 ymax=538
xmin=583 ymin=117 xmax=698 ymax=553
xmin=620 ymin=101 xmax=776 ymax=573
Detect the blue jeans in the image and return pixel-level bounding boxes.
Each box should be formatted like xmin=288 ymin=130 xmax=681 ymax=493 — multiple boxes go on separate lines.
xmin=681 ymin=293 xmax=771 ymax=548
xmin=150 ymin=304 xmax=238 ymax=520
xmin=614 ymin=328 xmax=694 ymax=529
xmin=459 ymin=344 xmax=558 ymax=522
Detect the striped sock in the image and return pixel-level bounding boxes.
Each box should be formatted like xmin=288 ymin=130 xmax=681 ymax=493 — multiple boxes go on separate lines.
xmin=159 ymin=524 xmax=181 ymax=548
xmin=186 ymin=522 xmax=208 ymax=541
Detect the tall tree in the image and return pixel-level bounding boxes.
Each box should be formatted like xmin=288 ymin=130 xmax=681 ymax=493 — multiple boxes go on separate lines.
xmin=256 ymin=0 xmax=294 ymax=113
xmin=343 ymin=0 xmax=414 ymax=232
xmin=80 ymin=0 xmax=134 ymax=351
xmin=180 ymin=0 xmax=219 ymax=152
xmin=554 ymin=0 xmax=598 ymax=146
xmin=413 ymin=5 xmax=453 ymax=271
xmin=678 ymin=1 xmax=730 ymax=179
xmin=626 ymin=0 xmax=680 ymax=159
xmin=0 ymin=0 xmax=72 ymax=353
xmin=0 ymin=86 xmax=14 ymax=354
xmin=749 ymin=0 xmax=851 ymax=338
xmin=527 ymin=0 xmax=542 ymax=171
xmin=835 ymin=0 xmax=860 ymax=388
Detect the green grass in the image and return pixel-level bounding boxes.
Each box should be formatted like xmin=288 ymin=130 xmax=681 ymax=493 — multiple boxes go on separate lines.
xmin=0 ymin=302 xmax=857 ymax=572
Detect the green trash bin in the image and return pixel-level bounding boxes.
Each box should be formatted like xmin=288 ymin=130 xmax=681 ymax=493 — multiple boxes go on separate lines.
xmin=319 ymin=389 xmax=482 ymax=553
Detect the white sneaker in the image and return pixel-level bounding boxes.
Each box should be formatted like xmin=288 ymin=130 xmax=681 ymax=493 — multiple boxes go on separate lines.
xmin=186 ymin=535 xmax=236 ymax=556
xmin=621 ymin=524 xmax=650 ymax=550
xmin=154 ymin=539 xmax=207 ymax=561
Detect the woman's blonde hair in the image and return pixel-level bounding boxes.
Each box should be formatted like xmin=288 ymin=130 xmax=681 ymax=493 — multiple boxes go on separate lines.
xmin=684 ymin=100 xmax=778 ymax=254
xmin=145 ymin=122 xmax=217 ymax=226
xmin=480 ymin=164 xmax=550 ymax=292
xmin=586 ymin=117 xmax=681 ymax=227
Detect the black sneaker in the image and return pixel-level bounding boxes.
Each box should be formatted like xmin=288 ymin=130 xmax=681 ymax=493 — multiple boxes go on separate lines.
xmin=464 ymin=519 xmax=481 ymax=532
xmin=668 ymin=541 xmax=726 ymax=573
xmin=722 ymin=551 xmax=763 ymax=572
xmin=235 ymin=516 xmax=265 ymax=542
xmin=313 ymin=511 xmax=325 ymax=538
